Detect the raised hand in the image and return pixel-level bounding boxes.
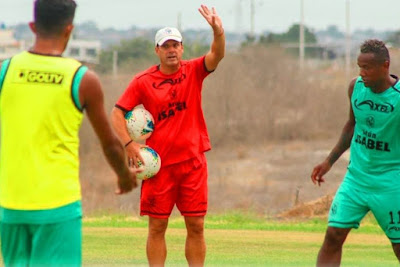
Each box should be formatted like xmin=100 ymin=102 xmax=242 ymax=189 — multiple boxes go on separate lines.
xmin=198 ymin=5 xmax=224 ymax=35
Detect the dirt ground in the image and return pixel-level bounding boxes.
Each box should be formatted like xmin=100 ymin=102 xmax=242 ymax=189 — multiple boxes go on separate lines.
xmin=206 ymin=139 xmax=349 ymax=215
xmin=81 ymin=138 xmax=349 ymax=217
xmin=78 ymin=47 xmax=355 ymax=217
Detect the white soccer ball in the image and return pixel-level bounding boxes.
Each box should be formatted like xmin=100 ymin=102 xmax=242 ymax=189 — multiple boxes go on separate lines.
xmin=136 ymin=147 xmax=161 ymax=180
xmin=125 ymin=107 xmax=154 ymax=141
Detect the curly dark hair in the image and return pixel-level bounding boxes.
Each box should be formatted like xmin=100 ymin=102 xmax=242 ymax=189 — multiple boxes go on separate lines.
xmin=360 ymin=39 xmax=390 ymax=63
xmin=34 ymin=0 xmax=77 ymax=37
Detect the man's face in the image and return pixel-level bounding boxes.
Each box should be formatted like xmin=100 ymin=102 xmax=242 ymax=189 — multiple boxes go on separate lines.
xmin=357 ymin=52 xmax=389 ymax=88
xmin=155 ymin=40 xmax=184 ymax=69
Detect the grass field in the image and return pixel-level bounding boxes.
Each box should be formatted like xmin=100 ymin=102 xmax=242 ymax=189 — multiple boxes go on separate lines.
xmin=81 ymin=212 xmax=399 ymax=266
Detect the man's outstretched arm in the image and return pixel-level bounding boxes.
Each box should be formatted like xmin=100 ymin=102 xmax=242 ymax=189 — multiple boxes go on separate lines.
xmin=199 ymin=5 xmax=225 ymax=72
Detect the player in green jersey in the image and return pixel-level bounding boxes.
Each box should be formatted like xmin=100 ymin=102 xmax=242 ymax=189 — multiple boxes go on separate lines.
xmin=311 ymin=39 xmax=400 ymax=266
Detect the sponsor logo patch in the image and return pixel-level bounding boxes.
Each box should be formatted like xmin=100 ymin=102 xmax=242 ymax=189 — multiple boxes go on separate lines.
xmin=17 ymin=70 xmax=64 ymax=84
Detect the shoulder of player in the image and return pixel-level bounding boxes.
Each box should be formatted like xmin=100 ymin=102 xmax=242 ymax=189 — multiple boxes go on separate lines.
xmin=134 ymin=65 xmax=160 ymax=81
xmin=349 ymin=76 xmax=360 ymax=87
xmin=177 ymin=56 xmax=206 ymax=73
xmin=78 ymin=69 xmax=104 ymax=110
xmin=81 ymin=68 xmax=100 ymax=83
xmin=80 ymin=69 xmax=102 ymax=93
xmin=348 ymin=76 xmax=360 ymax=98
xmin=183 ymin=56 xmax=205 ymax=66
xmin=392 ymin=75 xmax=400 ymax=91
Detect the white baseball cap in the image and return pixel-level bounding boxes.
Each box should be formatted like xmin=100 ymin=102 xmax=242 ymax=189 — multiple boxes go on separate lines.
xmin=155 ymin=27 xmax=183 ymax=46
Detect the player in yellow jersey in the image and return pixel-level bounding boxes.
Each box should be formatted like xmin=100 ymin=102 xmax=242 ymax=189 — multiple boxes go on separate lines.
xmin=0 ymin=0 xmax=140 ymax=266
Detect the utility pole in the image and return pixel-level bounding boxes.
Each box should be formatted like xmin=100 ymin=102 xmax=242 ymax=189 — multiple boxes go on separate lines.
xmin=177 ymin=12 xmax=182 ymax=32
xmin=249 ymin=0 xmax=255 ymax=42
xmin=235 ymin=0 xmax=243 ymax=34
xmin=112 ymin=50 xmax=118 ymax=77
xmin=250 ymin=0 xmax=255 ymax=37
xmin=345 ymin=0 xmax=351 ymax=76
xmin=299 ymin=0 xmax=305 ymax=69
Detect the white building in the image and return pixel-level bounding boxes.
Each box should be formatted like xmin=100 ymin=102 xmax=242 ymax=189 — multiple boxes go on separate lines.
xmin=0 ymin=29 xmax=24 ymax=61
xmin=0 ymin=29 xmax=101 ymax=64
xmin=65 ymin=39 xmax=101 ymax=64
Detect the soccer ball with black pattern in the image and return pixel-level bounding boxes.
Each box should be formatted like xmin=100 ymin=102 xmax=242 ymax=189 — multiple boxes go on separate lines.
xmin=136 ymin=147 xmax=161 ymax=180
xmin=125 ymin=107 xmax=154 ymax=141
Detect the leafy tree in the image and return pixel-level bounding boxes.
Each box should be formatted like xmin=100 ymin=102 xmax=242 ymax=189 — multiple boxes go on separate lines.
xmin=257 ymin=24 xmax=321 ymax=58
xmin=97 ymin=37 xmax=209 ymax=73
xmin=97 ymin=38 xmax=156 ymax=73
xmin=386 ymin=30 xmax=400 ymax=47
xmin=324 ymin=25 xmax=345 ymax=39
xmin=259 ymin=24 xmax=317 ymax=45
xmin=182 ymin=42 xmax=209 ymax=60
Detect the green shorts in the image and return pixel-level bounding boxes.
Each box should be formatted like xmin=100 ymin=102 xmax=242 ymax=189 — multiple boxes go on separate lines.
xmin=0 ymin=217 xmax=82 ymax=266
xmin=329 ymin=181 xmax=400 ymax=243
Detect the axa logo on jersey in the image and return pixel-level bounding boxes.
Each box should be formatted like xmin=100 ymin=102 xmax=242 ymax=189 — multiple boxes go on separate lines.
xmin=152 ymin=73 xmax=186 ymax=89
xmin=354 ymin=99 xmax=394 ymax=113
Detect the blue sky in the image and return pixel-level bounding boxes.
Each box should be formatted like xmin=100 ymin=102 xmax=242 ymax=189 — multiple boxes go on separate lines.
xmin=1 ymin=0 xmax=400 ymax=33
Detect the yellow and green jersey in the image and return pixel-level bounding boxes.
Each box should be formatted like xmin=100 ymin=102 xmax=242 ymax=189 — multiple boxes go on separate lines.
xmin=345 ymin=75 xmax=400 ymax=192
xmin=0 ymin=51 xmax=87 ymax=214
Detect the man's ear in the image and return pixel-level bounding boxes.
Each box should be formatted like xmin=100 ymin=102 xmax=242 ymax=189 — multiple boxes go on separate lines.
xmin=64 ymin=24 xmax=74 ymax=39
xmin=383 ymin=60 xmax=390 ymax=69
xmin=28 ymin=22 xmax=37 ymax=34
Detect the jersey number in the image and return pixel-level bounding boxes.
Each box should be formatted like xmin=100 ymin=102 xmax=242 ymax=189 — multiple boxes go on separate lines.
xmin=389 ymin=211 xmax=400 ymax=224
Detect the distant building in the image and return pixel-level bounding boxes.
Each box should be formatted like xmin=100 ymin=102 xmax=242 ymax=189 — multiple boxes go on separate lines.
xmin=0 ymin=29 xmax=24 ymax=61
xmin=64 ymin=38 xmax=101 ymax=64
xmin=0 ymin=28 xmax=100 ymax=65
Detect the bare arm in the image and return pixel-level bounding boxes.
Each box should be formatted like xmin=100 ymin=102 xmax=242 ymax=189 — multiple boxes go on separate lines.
xmin=110 ymin=107 xmax=145 ymax=168
xmin=80 ymin=70 xmax=138 ymax=193
xmin=327 ymin=78 xmax=357 ymax=164
xmin=110 ymin=107 xmax=132 ymax=146
xmin=198 ymin=5 xmax=225 ymax=71
xmin=311 ymin=77 xmax=357 ymax=186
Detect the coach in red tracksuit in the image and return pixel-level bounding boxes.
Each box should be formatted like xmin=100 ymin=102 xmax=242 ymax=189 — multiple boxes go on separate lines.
xmin=111 ymin=5 xmax=225 ymax=267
